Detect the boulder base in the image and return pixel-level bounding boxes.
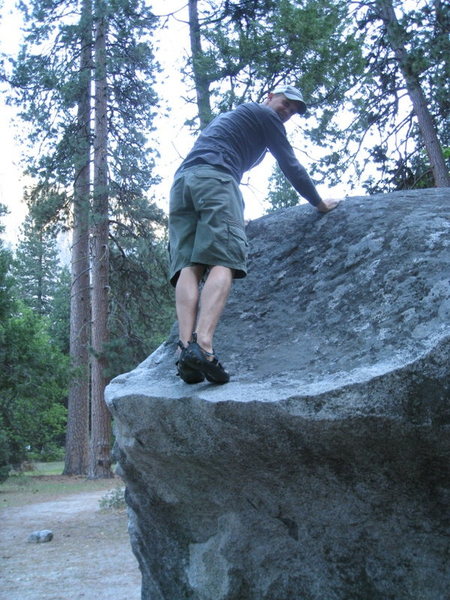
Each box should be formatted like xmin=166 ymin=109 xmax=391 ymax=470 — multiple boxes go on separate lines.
xmin=106 ymin=189 xmax=450 ymax=600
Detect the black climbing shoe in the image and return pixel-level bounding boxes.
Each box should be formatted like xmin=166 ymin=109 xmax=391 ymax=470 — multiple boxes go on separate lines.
xmin=176 ymin=341 xmax=205 ymax=384
xmin=183 ymin=333 xmax=230 ymax=384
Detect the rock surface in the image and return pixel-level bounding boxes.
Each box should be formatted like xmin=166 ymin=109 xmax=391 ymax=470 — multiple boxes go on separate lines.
xmin=27 ymin=529 xmax=54 ymax=543
xmin=106 ymin=188 xmax=450 ymax=600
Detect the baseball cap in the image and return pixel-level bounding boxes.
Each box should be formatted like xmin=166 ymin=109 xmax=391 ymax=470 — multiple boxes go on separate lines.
xmin=271 ymin=85 xmax=307 ymax=114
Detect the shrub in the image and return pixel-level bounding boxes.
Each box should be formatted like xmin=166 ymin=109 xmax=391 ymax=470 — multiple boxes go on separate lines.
xmin=99 ymin=485 xmax=126 ymax=510
xmin=0 ymin=429 xmax=11 ymax=483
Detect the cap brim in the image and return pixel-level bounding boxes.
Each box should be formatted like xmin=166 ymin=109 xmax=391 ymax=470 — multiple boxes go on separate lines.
xmin=284 ymin=94 xmax=307 ymax=114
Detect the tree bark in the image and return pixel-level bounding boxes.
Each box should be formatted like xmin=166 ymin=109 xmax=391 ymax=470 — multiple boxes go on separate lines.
xmin=188 ymin=0 xmax=213 ymax=129
xmin=89 ymin=0 xmax=113 ymax=479
xmin=376 ymin=0 xmax=450 ymax=187
xmin=64 ymin=0 xmax=92 ymax=476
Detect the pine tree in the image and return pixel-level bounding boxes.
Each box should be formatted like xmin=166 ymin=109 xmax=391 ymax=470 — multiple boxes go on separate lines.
xmin=9 ymin=0 xmax=162 ymax=476
xmin=188 ymin=0 xmax=213 ymax=128
xmin=108 ymin=212 xmax=174 ymax=377
xmin=65 ymin=0 xmax=92 ymax=476
xmin=374 ymin=0 xmax=449 ymax=187
xmin=266 ymin=165 xmax=298 ymax=213
xmin=307 ymin=0 xmax=450 ymax=191
xmin=12 ymin=214 xmax=62 ymax=317
xmin=89 ymin=0 xmax=112 ymax=478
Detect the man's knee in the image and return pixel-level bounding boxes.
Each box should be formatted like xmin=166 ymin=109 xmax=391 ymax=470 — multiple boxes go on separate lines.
xmin=205 ymin=265 xmax=235 ymax=282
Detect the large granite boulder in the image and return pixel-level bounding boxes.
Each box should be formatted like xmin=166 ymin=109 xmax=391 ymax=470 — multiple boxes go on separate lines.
xmin=106 ymin=188 xmax=450 ymax=600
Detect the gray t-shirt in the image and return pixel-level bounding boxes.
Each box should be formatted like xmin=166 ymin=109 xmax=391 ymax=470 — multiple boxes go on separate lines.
xmin=178 ymin=102 xmax=322 ymax=207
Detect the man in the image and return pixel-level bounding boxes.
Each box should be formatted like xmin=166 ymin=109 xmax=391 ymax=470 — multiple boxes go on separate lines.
xmin=169 ymin=84 xmax=339 ymax=385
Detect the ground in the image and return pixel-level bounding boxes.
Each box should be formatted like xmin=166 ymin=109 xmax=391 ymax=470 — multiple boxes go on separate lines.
xmin=0 ymin=468 xmax=141 ymax=600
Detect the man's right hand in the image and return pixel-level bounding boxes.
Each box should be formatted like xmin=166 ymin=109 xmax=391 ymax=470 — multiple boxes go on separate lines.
xmin=316 ymin=198 xmax=341 ymax=213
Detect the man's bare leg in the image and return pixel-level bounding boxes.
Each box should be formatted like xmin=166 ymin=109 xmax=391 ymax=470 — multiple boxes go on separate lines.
xmin=175 ymin=265 xmax=205 ymax=347
xmin=195 ymin=265 xmax=234 ymax=354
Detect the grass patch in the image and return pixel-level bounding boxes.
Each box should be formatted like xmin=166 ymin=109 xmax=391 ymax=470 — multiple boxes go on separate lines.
xmin=23 ymin=461 xmax=65 ymax=476
xmin=0 ymin=462 xmax=120 ymax=509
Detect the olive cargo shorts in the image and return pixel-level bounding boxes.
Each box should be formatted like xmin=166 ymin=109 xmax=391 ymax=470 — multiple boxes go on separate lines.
xmin=168 ymin=165 xmax=248 ymax=286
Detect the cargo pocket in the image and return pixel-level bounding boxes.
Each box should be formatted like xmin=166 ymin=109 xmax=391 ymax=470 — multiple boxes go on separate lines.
xmin=227 ymin=224 xmax=248 ymax=264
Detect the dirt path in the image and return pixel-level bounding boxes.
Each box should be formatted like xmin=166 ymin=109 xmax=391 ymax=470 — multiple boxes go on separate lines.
xmin=0 ymin=489 xmax=141 ymax=600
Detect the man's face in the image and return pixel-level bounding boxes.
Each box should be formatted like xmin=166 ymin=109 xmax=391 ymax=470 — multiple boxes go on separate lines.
xmin=265 ymin=93 xmax=299 ymax=123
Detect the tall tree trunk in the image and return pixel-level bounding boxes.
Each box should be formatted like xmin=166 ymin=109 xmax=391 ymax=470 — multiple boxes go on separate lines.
xmin=64 ymin=0 xmax=92 ymax=476
xmin=37 ymin=230 xmax=44 ymax=315
xmin=89 ymin=0 xmax=113 ymax=479
xmin=188 ymin=0 xmax=213 ymax=129
xmin=376 ymin=0 xmax=450 ymax=187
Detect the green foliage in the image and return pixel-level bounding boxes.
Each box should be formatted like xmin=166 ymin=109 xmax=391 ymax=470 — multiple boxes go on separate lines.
xmin=9 ymin=0 xmax=161 ymax=210
xmin=0 ymin=302 xmax=68 ymax=470
xmin=0 ymin=228 xmax=68 ymax=476
xmin=363 ymin=145 xmax=441 ymax=194
xmin=8 ymin=0 xmax=169 ymax=354
xmin=4 ymin=0 xmax=172 ymax=479
xmin=266 ymin=164 xmax=298 ymax=213
xmin=108 ymin=201 xmax=175 ymax=377
xmin=26 ymin=443 xmax=65 ymax=462
xmin=0 ymin=234 xmax=14 ymax=323
xmin=25 ymin=183 xmax=71 ymax=233
xmin=11 ymin=212 xmax=63 ymax=316
xmin=48 ymin=265 xmax=71 ymax=354
xmin=10 ymin=207 xmax=71 ymax=354
xmin=306 ymin=0 xmax=449 ymax=191
xmin=0 ymin=430 xmax=11 ymax=483
xmin=184 ymin=0 xmax=448 ymax=192
xmin=184 ymin=0 xmax=362 ymax=114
